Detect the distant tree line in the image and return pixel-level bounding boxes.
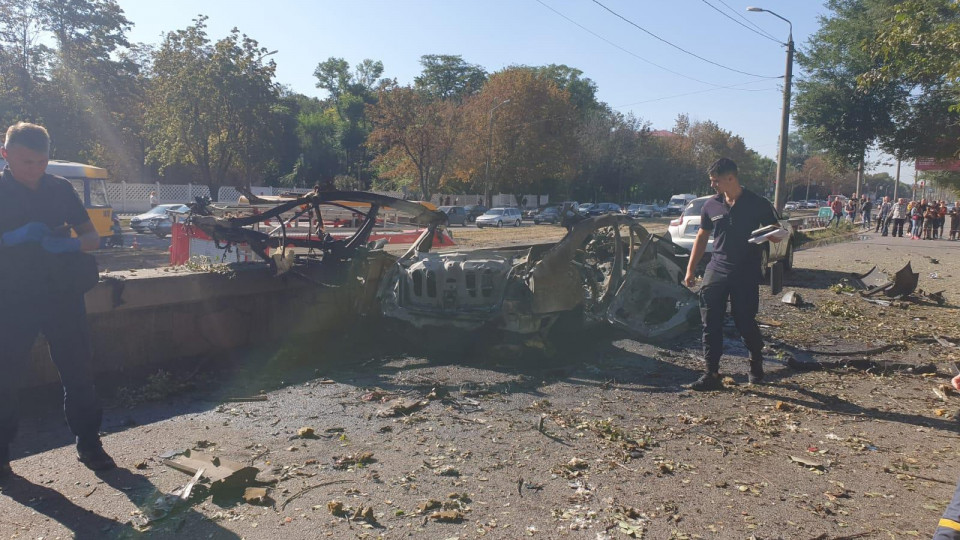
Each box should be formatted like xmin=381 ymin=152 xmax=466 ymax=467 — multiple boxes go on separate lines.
xmin=791 ymin=0 xmax=960 ymax=198
xmin=0 ymin=1 xmax=780 ymax=203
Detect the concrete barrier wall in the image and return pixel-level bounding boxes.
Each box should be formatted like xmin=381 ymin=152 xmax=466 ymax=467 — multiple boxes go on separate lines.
xmin=26 ymin=264 xmax=365 ymax=387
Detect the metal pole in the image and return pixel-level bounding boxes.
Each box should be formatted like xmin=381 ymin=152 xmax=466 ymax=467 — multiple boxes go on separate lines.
xmin=483 ymin=99 xmax=510 ymax=208
xmin=773 ymin=33 xmax=793 ymax=213
xmin=484 ymin=108 xmax=493 ymax=208
xmin=893 ymin=157 xmax=900 ymax=200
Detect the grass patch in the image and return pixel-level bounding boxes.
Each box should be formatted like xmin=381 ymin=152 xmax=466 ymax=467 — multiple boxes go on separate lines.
xmin=795 ymin=222 xmax=858 ymax=246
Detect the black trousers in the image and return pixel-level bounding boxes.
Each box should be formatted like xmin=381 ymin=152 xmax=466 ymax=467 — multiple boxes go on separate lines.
xmin=699 ymin=270 xmax=763 ymax=373
xmin=893 ymin=218 xmax=905 ymax=237
xmin=0 ymin=292 xmax=101 ymax=448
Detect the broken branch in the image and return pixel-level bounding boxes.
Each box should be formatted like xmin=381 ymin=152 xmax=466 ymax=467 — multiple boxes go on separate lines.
xmin=279 ymin=479 xmax=353 ymax=511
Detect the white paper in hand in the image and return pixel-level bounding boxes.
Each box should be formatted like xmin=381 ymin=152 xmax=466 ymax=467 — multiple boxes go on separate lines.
xmin=748 ymin=227 xmax=789 ymax=244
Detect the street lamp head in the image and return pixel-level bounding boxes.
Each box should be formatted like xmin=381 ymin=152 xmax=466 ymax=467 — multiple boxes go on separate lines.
xmin=746 ymin=6 xmax=764 ymax=12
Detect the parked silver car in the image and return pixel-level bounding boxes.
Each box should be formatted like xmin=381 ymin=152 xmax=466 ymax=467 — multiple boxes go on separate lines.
xmin=476 ymin=207 xmax=522 ymax=228
xmin=130 ymin=204 xmax=190 ymax=234
xmin=627 ymin=204 xmax=662 ymax=218
xmin=662 ymin=195 xmax=794 ymax=276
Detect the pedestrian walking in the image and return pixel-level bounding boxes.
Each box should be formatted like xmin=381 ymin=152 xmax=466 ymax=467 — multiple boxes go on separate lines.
xmin=830 ymin=197 xmax=844 ymax=228
xmin=149 ymin=190 xmax=158 ymax=208
xmin=0 ymin=122 xmax=116 ymax=480
xmin=683 ymin=158 xmax=781 ymax=391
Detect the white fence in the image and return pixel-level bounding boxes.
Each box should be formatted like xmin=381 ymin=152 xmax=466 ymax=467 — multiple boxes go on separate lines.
xmin=109 ymin=182 xmax=547 ymax=214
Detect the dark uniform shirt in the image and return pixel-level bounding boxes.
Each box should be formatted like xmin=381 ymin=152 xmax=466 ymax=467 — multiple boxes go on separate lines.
xmin=0 ymin=167 xmax=90 ymax=297
xmin=699 ymin=188 xmax=778 ymax=281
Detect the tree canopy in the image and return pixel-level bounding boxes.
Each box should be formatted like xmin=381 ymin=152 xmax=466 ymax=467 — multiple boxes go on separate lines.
xmin=0 ymin=5 xmax=830 ymax=205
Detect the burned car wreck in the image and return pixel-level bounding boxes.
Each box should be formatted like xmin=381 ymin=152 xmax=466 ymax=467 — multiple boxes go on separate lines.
xmin=379 ymin=213 xmax=699 ymax=344
xmin=186 ymin=191 xmax=699 ymax=345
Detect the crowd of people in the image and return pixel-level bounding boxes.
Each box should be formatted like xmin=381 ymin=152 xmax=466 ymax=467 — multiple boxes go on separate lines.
xmin=830 ymin=194 xmax=960 ymax=240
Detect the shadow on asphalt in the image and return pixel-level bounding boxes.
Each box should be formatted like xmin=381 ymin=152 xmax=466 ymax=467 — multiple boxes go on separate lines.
xmin=746 ymin=383 xmax=960 ymax=433
xmin=783 ymin=266 xmax=857 ymax=291
xmin=13 ymin=310 xmax=954 ymax=463
xmin=0 ymin=468 xmax=241 ymax=539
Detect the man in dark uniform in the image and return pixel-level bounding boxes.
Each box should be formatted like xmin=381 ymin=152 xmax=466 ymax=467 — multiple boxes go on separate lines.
xmin=683 ymin=158 xmax=781 ymax=391
xmin=0 ymin=122 xmax=115 ymax=480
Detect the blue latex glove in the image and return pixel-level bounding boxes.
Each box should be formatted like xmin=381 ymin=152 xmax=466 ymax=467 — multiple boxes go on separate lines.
xmin=41 ymin=236 xmax=82 ymax=254
xmin=2 ymin=222 xmax=50 ymax=246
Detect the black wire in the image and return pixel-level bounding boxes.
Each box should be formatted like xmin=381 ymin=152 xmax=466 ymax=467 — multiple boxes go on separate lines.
xmin=590 ymin=0 xmax=780 ymax=79
xmin=611 ymin=80 xmax=778 ymax=108
xmin=699 ymin=0 xmax=782 ymax=44
xmin=534 ymin=0 xmax=734 ymax=88
xmin=493 ymin=80 xmax=778 ymax=132
xmin=715 ymin=0 xmax=782 ymax=41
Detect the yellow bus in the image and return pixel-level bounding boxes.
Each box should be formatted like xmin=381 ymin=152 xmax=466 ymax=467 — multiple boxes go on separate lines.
xmin=0 ymin=158 xmax=114 ymax=241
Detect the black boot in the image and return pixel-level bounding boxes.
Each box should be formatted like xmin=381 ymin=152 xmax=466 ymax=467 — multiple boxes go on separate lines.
xmin=688 ymin=372 xmax=723 ymax=391
xmin=0 ymin=444 xmax=10 ymax=480
xmin=749 ymin=358 xmax=765 ymax=384
xmin=77 ymin=437 xmax=116 ymax=471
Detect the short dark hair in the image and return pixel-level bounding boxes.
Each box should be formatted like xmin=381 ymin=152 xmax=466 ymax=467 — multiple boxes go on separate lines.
xmin=707 ymin=158 xmax=738 ymax=177
xmin=4 ymin=122 xmax=50 ymax=154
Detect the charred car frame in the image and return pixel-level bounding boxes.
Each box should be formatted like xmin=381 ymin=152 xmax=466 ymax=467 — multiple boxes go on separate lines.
xmin=187 ymin=191 xmax=700 ymax=345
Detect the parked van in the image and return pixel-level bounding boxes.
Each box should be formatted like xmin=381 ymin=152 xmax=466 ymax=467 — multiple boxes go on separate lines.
xmin=666 ymin=194 xmax=697 ymax=216
xmin=0 ymin=158 xmax=114 ymax=242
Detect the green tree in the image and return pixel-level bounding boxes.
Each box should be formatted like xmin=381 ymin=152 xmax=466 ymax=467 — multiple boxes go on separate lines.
xmin=146 ymin=17 xmax=280 ymax=200
xmin=530 ymin=64 xmax=600 ymax=116
xmin=414 ymin=54 xmax=487 ymax=101
xmin=37 ymin=0 xmax=138 ymax=161
xmin=312 ymin=56 xmax=386 ymax=188
xmin=865 ymin=0 xmax=960 ymax=158
xmin=0 ymin=0 xmax=49 ymax=124
xmin=576 ymin=110 xmax=651 ymax=203
xmin=793 ymin=0 xmax=907 ymax=191
xmin=867 ymin=0 xmax=960 ymax=93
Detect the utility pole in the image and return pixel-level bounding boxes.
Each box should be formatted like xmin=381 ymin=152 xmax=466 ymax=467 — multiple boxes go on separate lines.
xmin=855 ymin=157 xmax=863 ymax=198
xmin=749 ymin=7 xmax=793 ymax=213
xmin=484 ymin=99 xmax=510 ymax=208
xmin=774 ymin=35 xmax=794 ymax=212
xmin=893 ymin=157 xmax=900 ymax=201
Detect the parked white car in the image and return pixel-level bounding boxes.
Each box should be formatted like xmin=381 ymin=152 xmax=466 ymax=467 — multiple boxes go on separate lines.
xmin=662 ymin=195 xmax=795 ymax=277
xmin=476 ymin=207 xmax=522 ymax=228
xmin=129 ymin=204 xmax=190 ymax=234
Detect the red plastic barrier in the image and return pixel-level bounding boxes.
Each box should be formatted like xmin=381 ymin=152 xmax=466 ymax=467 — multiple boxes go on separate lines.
xmin=169 ymin=222 xmax=190 ymax=265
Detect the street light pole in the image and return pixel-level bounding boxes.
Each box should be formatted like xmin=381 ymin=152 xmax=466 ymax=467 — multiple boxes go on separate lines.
xmin=748 ymin=7 xmax=793 ymax=213
xmin=484 ymin=99 xmax=510 ymax=208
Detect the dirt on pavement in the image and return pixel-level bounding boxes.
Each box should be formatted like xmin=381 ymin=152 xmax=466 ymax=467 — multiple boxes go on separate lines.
xmin=2 ymin=229 xmax=960 ymax=539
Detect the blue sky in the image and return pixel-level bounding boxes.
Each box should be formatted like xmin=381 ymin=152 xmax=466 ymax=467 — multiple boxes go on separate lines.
xmin=117 ymin=0 xmax=910 ymax=180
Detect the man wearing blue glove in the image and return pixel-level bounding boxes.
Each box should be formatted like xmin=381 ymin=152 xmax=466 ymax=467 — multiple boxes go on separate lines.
xmin=0 ymin=122 xmax=114 ymax=480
